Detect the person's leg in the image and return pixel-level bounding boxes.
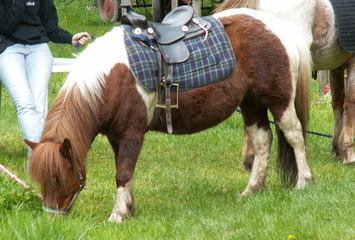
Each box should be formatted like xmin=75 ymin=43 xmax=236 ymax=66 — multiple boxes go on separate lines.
xmin=0 ymin=43 xmax=52 ymax=143
xmin=25 ymin=43 xmax=53 ymax=127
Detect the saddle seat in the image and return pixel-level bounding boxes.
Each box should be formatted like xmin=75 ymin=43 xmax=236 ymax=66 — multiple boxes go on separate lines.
xmin=121 ymin=5 xmax=211 ymax=63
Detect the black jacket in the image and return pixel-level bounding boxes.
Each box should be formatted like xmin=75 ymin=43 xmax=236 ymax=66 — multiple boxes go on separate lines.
xmin=0 ymin=0 xmax=73 ymax=45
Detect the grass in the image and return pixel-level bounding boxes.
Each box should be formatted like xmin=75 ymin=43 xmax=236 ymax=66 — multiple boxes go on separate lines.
xmin=0 ymin=1 xmax=354 ymax=239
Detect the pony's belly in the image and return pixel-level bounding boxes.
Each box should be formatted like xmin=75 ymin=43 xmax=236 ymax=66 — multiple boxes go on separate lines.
xmin=311 ymin=47 xmax=353 ymax=70
xmin=153 ymin=85 xmax=243 ymax=135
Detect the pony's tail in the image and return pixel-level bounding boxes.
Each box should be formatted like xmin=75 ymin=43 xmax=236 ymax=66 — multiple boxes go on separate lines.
xmin=277 ymin=35 xmax=312 ymax=187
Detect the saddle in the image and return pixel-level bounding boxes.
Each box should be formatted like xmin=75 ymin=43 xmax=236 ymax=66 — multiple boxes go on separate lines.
xmin=121 ymin=5 xmax=212 ymax=133
xmin=121 ymin=5 xmax=211 ymax=63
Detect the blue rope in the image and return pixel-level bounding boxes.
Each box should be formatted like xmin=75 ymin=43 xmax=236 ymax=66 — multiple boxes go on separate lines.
xmin=235 ymin=109 xmax=333 ymax=138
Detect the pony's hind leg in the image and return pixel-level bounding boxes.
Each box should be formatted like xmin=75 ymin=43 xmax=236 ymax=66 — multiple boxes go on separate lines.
xmin=107 ymin=136 xmax=143 ymax=222
xmin=275 ymin=107 xmax=313 ymax=188
xmin=330 ymin=68 xmax=345 ymax=160
xmin=240 ymin=103 xmax=272 ymax=196
xmin=341 ymin=60 xmax=355 ymax=164
xmin=242 ymin=126 xmax=254 ymax=172
xmin=330 ymin=61 xmax=355 ymax=165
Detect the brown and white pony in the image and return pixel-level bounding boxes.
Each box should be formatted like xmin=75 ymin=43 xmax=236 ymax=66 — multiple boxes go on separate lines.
xmin=27 ymin=9 xmax=312 ymax=222
xmin=214 ymin=0 xmax=355 ymax=167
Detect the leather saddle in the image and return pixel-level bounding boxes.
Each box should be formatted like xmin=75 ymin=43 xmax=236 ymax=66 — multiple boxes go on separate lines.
xmin=121 ymin=5 xmax=212 ymax=133
xmin=121 ymin=5 xmax=211 ymax=63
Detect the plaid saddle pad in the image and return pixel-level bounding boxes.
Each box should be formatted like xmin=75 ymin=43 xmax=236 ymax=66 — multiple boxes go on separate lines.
xmin=330 ymin=0 xmax=355 ymax=53
xmin=122 ymin=16 xmax=236 ymax=92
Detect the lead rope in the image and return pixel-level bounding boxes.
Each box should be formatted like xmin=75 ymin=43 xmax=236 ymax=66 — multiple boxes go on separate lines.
xmin=0 ymin=163 xmax=42 ymax=199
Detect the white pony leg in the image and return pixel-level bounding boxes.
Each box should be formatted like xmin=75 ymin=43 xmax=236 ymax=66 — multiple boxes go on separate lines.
xmin=242 ymin=124 xmax=272 ymax=196
xmin=277 ymin=109 xmax=313 ymax=189
xmin=108 ymin=179 xmax=135 ymax=223
xmin=341 ymin=130 xmax=355 ymax=164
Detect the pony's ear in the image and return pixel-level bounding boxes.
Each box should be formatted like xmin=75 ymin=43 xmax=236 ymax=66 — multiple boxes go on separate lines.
xmin=59 ymin=138 xmax=72 ymax=159
xmin=24 ymin=139 xmax=38 ymax=149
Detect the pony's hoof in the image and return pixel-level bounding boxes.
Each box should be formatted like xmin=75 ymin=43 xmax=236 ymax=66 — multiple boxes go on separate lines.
xmin=295 ymin=177 xmax=314 ymax=189
xmin=342 ymin=158 xmax=355 ymax=165
xmin=108 ymin=213 xmax=124 ymax=223
xmin=241 ymin=189 xmax=254 ymax=196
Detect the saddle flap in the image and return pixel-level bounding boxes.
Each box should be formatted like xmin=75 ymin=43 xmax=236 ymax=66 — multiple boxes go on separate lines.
xmin=159 ymin=41 xmax=190 ymax=63
xmin=161 ymin=5 xmax=194 ymax=26
xmin=149 ymin=22 xmax=185 ymax=44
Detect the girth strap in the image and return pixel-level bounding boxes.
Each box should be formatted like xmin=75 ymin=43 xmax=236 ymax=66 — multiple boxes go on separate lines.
xmin=154 ymin=51 xmax=176 ymax=134
xmin=164 ymin=64 xmax=174 ymax=134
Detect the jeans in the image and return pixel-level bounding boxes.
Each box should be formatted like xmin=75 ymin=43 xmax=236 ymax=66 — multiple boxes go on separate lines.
xmin=0 ymin=43 xmax=53 ymax=143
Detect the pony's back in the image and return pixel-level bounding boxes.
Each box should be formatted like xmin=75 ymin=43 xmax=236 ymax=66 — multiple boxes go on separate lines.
xmin=213 ymin=0 xmax=259 ymax=13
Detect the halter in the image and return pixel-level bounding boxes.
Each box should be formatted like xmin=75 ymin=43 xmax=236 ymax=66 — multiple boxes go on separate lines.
xmin=42 ymin=139 xmax=85 ymax=214
xmin=43 ymin=170 xmax=85 ymax=214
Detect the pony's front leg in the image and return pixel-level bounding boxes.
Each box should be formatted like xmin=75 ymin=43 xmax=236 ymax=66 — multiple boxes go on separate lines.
xmin=108 ymin=179 xmax=135 ymax=222
xmin=241 ymin=123 xmax=272 ymax=196
xmin=108 ymin=138 xmax=142 ymax=222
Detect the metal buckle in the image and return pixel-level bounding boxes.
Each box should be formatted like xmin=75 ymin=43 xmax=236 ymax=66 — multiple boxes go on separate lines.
xmin=155 ymin=78 xmax=179 ymax=109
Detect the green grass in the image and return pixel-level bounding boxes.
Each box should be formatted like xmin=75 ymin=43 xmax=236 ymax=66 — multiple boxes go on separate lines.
xmin=0 ymin=1 xmax=354 ymax=239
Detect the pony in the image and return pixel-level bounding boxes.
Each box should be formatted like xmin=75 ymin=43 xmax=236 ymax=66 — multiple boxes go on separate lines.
xmin=27 ymin=9 xmax=313 ymax=222
xmin=214 ymin=0 xmax=355 ymax=169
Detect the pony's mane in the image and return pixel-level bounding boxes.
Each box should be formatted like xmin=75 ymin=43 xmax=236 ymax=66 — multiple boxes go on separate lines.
xmin=29 ymin=26 xmax=129 ymax=189
xmin=213 ymin=0 xmax=259 ymax=13
xmin=29 ymin=142 xmax=69 ymax=188
xmin=29 ymin=86 xmax=97 ymax=187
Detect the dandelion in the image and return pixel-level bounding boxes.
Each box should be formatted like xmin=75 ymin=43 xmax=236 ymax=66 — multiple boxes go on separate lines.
xmin=288 ymin=234 xmax=296 ymax=239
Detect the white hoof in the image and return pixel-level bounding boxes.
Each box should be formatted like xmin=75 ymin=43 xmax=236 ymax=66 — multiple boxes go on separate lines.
xmin=343 ymin=158 xmax=355 ymax=165
xmin=108 ymin=213 xmax=124 ymax=223
xmin=295 ymin=176 xmax=314 ymax=189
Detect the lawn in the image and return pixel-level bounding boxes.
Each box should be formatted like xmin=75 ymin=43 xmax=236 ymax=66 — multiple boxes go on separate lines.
xmin=0 ymin=1 xmax=354 ymax=239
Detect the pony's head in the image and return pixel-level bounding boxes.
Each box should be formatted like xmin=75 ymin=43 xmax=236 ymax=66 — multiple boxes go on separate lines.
xmin=26 ymin=138 xmax=85 ymax=215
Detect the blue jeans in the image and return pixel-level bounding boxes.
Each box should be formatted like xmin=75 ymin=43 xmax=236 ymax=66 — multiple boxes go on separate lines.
xmin=0 ymin=43 xmax=53 ymax=143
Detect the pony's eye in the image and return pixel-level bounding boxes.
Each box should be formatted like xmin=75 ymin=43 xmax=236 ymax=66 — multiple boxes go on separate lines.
xmin=60 ymin=179 xmax=68 ymax=186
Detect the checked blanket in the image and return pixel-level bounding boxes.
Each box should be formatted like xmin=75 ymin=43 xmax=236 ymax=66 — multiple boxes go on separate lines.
xmin=122 ymin=16 xmax=236 ymax=92
xmin=330 ymin=0 xmax=355 ymax=53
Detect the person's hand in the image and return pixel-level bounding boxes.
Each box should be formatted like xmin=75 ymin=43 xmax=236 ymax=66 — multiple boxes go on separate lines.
xmin=72 ymin=32 xmax=91 ymax=46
